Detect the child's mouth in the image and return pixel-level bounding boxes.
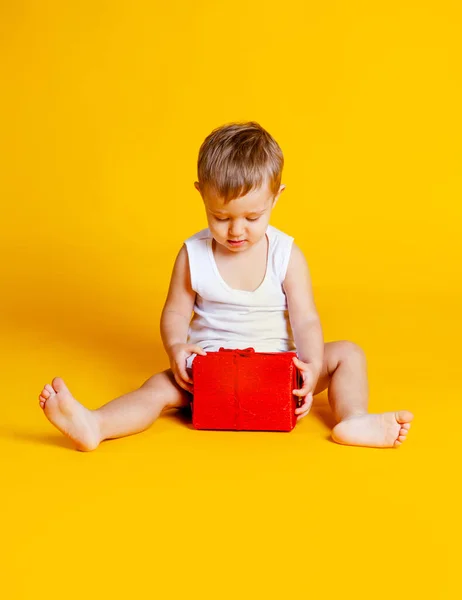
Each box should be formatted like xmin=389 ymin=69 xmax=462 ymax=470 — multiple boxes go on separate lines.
xmin=228 ymin=239 xmax=246 ymax=247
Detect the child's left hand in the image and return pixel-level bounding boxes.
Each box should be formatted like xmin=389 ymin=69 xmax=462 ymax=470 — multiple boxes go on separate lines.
xmin=292 ymin=356 xmax=317 ymax=421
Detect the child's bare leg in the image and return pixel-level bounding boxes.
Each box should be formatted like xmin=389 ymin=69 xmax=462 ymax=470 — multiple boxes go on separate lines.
xmin=38 ymin=370 xmax=190 ymax=452
xmin=313 ymin=341 xmax=414 ymax=448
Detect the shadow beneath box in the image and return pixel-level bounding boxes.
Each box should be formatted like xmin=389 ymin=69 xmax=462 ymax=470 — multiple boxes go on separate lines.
xmin=169 ymin=405 xmax=194 ymax=429
xmin=164 ymin=392 xmax=337 ymax=436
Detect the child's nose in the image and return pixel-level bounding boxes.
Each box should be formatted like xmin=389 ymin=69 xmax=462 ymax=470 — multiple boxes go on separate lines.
xmin=229 ymin=220 xmax=245 ymax=237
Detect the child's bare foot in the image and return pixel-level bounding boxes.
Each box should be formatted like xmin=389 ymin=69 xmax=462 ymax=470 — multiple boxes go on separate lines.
xmin=38 ymin=377 xmax=101 ymax=451
xmin=331 ymin=410 xmax=414 ymax=448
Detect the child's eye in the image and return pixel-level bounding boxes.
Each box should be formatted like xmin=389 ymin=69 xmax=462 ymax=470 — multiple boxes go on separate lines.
xmin=215 ymin=217 xmax=229 ymax=222
xmin=246 ymin=216 xmax=260 ymax=222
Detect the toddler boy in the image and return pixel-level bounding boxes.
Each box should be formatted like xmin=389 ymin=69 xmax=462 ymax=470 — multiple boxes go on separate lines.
xmin=38 ymin=121 xmax=413 ymax=450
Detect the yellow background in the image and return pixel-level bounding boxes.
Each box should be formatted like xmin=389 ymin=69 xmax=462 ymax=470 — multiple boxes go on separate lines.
xmin=1 ymin=1 xmax=461 ymax=598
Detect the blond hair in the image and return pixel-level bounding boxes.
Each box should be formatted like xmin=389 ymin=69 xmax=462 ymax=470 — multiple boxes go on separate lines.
xmin=197 ymin=121 xmax=284 ymax=202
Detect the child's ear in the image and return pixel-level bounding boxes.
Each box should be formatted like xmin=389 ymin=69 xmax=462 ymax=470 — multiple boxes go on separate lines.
xmin=272 ymin=184 xmax=286 ymax=207
xmin=194 ymin=181 xmax=201 ymax=193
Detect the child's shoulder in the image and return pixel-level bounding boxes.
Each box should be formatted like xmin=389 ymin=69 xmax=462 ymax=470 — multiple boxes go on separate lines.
xmin=267 ymin=224 xmax=294 ymax=243
xmin=184 ymin=227 xmax=212 ymax=244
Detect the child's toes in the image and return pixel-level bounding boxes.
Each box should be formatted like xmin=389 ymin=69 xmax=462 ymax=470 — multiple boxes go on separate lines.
xmin=399 ymin=427 xmax=408 ymax=436
xmin=41 ymin=388 xmax=51 ymax=399
xmin=401 ymin=423 xmax=411 ymax=431
xmin=398 ymin=435 xmax=407 ymax=442
xmin=45 ymin=384 xmax=55 ymax=395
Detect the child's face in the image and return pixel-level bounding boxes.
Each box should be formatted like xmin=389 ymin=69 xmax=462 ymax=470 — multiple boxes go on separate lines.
xmin=195 ymin=181 xmax=285 ymax=253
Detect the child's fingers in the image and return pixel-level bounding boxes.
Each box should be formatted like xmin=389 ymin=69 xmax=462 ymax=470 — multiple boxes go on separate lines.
xmin=296 ymin=398 xmax=313 ymax=418
xmin=191 ymin=345 xmax=207 ymax=356
xmin=292 ymin=356 xmax=307 ymax=369
xmin=178 ymin=364 xmax=193 ymax=384
xmin=293 ymin=385 xmax=312 ymax=396
xmin=294 ymin=393 xmax=313 ymax=413
xmin=173 ymin=373 xmax=192 ymax=393
xmin=293 ymin=388 xmax=308 ymax=396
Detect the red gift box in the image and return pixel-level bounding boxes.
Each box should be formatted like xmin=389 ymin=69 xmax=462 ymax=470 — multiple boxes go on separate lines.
xmin=191 ymin=347 xmax=303 ymax=432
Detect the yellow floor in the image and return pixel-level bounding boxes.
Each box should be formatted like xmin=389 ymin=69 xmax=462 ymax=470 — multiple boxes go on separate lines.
xmin=1 ymin=286 xmax=460 ymax=599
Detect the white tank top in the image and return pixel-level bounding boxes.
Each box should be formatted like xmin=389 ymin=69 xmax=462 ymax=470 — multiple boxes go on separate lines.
xmin=184 ymin=225 xmax=296 ymax=356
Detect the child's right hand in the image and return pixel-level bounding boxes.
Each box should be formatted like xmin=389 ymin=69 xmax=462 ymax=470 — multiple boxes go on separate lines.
xmin=168 ymin=343 xmax=207 ymax=394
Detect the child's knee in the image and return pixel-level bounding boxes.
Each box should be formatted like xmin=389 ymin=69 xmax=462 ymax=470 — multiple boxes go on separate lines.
xmin=146 ymin=369 xmax=191 ymax=410
xmin=339 ymin=341 xmax=366 ymax=364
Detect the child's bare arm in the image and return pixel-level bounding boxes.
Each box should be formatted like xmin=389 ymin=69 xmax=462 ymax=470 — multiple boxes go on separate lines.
xmin=161 ymin=245 xmax=206 ymax=391
xmin=161 ymin=245 xmax=196 ymax=351
xmin=283 ymin=243 xmax=324 ymax=379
